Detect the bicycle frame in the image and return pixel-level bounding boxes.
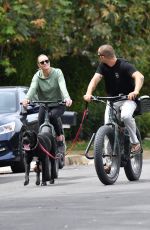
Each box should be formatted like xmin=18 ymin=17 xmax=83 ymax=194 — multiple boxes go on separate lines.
xmin=85 ymin=95 xmax=128 ymax=159
xmin=37 ymin=102 xmax=56 ymax=136
xmin=32 ymin=100 xmax=65 ymax=134
xmin=31 ymin=100 xmax=66 ymax=170
xmin=106 ymin=99 xmax=127 ymax=160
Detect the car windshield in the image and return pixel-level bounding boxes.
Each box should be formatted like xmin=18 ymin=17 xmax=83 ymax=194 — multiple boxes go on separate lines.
xmin=0 ymin=91 xmax=17 ymax=113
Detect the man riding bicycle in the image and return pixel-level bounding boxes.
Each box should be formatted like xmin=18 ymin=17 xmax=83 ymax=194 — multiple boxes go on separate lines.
xmin=84 ymin=44 xmax=144 ymax=154
xmin=22 ymin=54 xmax=72 ymax=155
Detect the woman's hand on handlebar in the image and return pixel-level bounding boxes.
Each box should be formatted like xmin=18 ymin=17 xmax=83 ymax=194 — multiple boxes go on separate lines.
xmin=83 ymin=94 xmax=92 ymax=102
xmin=64 ymin=98 xmax=72 ymax=107
xmin=22 ymin=99 xmax=30 ymax=107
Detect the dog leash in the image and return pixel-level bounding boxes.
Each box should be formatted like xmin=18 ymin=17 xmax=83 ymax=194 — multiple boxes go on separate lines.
xmin=39 ymin=143 xmax=60 ymax=160
xmin=65 ymin=103 xmax=88 ymax=155
xmin=23 ymin=104 xmax=89 ymax=159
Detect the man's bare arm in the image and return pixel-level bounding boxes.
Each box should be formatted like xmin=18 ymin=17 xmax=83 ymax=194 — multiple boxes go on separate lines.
xmin=128 ymin=71 xmax=144 ymax=100
xmin=84 ymin=73 xmax=102 ymax=102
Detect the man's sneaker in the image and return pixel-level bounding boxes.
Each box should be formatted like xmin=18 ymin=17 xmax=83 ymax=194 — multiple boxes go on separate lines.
xmin=131 ymin=143 xmax=142 ymax=154
xmin=104 ymin=164 xmax=111 ymax=174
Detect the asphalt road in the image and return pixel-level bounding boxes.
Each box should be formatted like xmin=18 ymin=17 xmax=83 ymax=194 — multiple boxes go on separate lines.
xmin=0 ymin=160 xmax=150 ymax=230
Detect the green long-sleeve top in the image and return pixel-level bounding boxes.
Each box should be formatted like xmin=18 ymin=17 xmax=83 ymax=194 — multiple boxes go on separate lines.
xmin=26 ymin=67 xmax=71 ymax=102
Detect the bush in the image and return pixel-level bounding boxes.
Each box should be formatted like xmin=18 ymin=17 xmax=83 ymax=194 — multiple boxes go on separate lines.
xmin=136 ymin=113 xmax=150 ymax=139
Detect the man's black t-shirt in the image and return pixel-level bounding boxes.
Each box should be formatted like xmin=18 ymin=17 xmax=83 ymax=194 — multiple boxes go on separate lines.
xmin=96 ymin=58 xmax=137 ymax=96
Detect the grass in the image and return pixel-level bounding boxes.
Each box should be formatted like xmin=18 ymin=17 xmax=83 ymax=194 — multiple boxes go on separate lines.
xmin=66 ymin=140 xmax=94 ymax=157
xmin=142 ymin=138 xmax=150 ymax=149
xmin=66 ymin=138 xmax=150 ymax=153
xmin=66 ymin=140 xmax=91 ymax=151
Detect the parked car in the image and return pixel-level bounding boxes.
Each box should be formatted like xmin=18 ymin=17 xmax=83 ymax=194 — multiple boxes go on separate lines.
xmin=0 ymin=86 xmax=39 ymax=173
xmin=0 ymin=86 xmax=77 ymax=173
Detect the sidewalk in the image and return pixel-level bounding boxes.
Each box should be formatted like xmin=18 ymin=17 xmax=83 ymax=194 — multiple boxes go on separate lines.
xmin=0 ymin=150 xmax=149 ymax=174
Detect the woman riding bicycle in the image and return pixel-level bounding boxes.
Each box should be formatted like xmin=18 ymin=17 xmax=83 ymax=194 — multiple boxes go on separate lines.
xmin=22 ymin=54 xmax=72 ymax=155
xmin=84 ymin=44 xmax=144 ymax=154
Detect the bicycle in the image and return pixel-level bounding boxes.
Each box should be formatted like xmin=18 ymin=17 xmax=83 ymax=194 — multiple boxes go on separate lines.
xmin=85 ymin=94 xmax=143 ymax=185
xmin=28 ymin=100 xmax=66 ymax=182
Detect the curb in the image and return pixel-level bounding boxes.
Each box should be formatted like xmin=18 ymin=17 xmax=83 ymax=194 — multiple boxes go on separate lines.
xmin=65 ymin=149 xmax=150 ymax=166
xmin=0 ymin=150 xmax=149 ymax=174
xmin=65 ymin=154 xmax=94 ymax=166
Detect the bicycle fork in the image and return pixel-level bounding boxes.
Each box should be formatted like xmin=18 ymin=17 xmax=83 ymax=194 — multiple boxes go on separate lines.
xmin=85 ymin=133 xmax=95 ymax=159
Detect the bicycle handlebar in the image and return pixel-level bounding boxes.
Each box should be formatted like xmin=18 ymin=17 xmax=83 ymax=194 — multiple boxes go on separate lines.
xmin=31 ymin=100 xmax=66 ymax=105
xmin=91 ymin=95 xmax=128 ymax=103
xmin=20 ymin=100 xmax=66 ymax=106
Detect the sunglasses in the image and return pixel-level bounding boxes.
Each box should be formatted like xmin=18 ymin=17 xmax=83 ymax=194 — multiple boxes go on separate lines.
xmin=39 ymin=59 xmax=49 ymax=65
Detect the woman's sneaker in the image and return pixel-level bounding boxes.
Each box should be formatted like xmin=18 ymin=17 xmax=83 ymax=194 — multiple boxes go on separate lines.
xmin=57 ymin=141 xmax=66 ymax=169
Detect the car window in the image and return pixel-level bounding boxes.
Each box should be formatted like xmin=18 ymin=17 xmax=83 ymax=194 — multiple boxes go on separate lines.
xmin=0 ymin=91 xmax=17 ymax=113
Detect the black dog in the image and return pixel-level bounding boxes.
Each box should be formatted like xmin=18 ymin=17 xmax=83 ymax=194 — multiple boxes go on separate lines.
xmin=22 ymin=130 xmax=56 ymax=186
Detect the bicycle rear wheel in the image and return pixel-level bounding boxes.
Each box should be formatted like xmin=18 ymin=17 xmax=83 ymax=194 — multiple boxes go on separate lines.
xmin=94 ymin=125 xmax=121 ymax=185
xmin=124 ymin=127 xmax=143 ymax=181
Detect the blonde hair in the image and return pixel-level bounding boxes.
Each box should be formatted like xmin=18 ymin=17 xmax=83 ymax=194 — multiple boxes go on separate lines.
xmin=37 ymin=54 xmax=49 ymax=63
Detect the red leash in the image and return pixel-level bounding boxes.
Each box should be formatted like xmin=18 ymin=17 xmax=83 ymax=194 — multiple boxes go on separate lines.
xmin=39 ymin=143 xmax=60 ymax=160
xmin=39 ymin=103 xmax=89 ymax=157
xmin=66 ymin=104 xmax=88 ymax=155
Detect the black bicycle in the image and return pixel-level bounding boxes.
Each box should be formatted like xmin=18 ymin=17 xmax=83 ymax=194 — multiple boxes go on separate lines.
xmin=85 ymin=95 xmax=143 ymax=185
xmin=31 ymin=100 xmax=66 ymax=179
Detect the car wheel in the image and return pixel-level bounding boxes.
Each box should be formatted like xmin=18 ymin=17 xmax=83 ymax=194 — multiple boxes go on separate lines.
xmin=11 ymin=159 xmax=25 ymax=173
xmin=11 ymin=139 xmax=25 ymax=173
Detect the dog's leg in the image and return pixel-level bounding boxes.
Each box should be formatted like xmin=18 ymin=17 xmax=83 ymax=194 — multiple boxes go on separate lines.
xmin=24 ymin=156 xmax=31 ymax=186
xmin=35 ymin=160 xmax=41 ymax=186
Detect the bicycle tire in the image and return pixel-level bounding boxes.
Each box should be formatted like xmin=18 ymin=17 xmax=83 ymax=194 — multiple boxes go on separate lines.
xmin=44 ymin=155 xmax=51 ymax=181
xmin=53 ymin=159 xmax=59 ymax=178
xmin=94 ymin=125 xmax=121 ymax=185
xmin=124 ymin=127 xmax=143 ymax=181
xmin=40 ymin=126 xmax=59 ymax=178
xmin=50 ymin=136 xmax=59 ymax=178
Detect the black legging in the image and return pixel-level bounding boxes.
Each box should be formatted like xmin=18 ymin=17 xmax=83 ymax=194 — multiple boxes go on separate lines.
xmin=38 ymin=105 xmax=66 ymax=136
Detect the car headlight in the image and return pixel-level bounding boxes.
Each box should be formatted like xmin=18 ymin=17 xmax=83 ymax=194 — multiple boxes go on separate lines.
xmin=0 ymin=122 xmax=15 ymax=135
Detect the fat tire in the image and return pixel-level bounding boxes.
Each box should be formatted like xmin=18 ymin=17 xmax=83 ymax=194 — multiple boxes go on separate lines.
xmin=53 ymin=159 xmax=59 ymax=178
xmin=94 ymin=125 xmax=120 ymax=185
xmin=50 ymin=136 xmax=59 ymax=178
xmin=124 ymin=127 xmax=143 ymax=181
xmin=40 ymin=126 xmax=59 ymax=178
xmin=44 ymin=156 xmax=51 ymax=181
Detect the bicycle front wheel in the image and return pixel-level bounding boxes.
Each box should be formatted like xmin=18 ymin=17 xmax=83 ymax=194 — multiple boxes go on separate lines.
xmin=94 ymin=125 xmax=121 ymax=185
